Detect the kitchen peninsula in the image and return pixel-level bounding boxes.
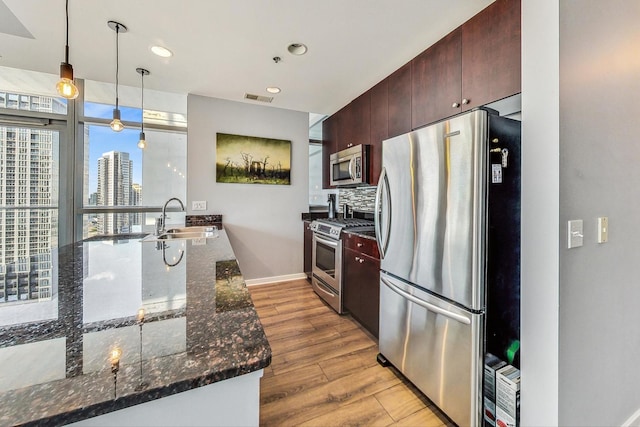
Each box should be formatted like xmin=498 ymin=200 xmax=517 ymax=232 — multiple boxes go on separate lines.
xmin=0 ymin=229 xmax=271 ymax=426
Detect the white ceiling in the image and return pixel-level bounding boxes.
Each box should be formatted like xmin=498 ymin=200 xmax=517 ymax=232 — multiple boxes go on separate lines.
xmin=0 ymin=0 xmax=493 ymax=116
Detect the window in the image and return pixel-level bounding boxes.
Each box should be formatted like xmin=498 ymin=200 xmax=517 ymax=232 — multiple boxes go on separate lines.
xmin=307 ymin=114 xmax=334 ymax=207
xmin=80 ymin=85 xmax=187 ymax=238
xmin=0 ymin=66 xmax=187 ymax=311
xmin=0 ymin=95 xmax=62 ymax=306
xmin=308 ymin=142 xmax=335 ymax=207
xmin=82 ymin=124 xmax=186 ymax=237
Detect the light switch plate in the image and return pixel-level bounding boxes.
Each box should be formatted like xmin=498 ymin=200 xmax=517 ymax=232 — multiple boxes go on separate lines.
xmin=568 ymin=220 xmax=583 ymax=249
xmin=597 ymin=217 xmax=608 ymax=243
xmin=192 ymin=201 xmax=207 ymax=211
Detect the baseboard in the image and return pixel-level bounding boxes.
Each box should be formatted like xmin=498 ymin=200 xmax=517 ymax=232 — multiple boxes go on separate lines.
xmin=245 ymin=273 xmax=308 ymax=287
xmin=622 ymin=408 xmax=640 ymax=427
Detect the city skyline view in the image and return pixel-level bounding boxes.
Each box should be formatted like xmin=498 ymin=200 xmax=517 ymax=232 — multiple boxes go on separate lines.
xmin=1 ymin=88 xmax=187 ymax=304
xmin=0 ymin=92 xmax=61 ymax=303
xmin=85 ymin=103 xmax=143 ymax=199
xmin=87 ymin=126 xmax=141 ymax=201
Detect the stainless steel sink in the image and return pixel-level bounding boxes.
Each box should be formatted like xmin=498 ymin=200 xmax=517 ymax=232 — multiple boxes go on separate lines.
xmin=140 ymin=226 xmax=219 ymax=242
xmin=158 ymin=231 xmax=215 ymax=240
xmin=165 ymin=226 xmax=217 ymax=234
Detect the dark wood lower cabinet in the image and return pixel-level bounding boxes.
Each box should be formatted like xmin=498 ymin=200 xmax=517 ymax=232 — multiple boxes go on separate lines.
xmin=343 ymin=247 xmax=380 ymax=338
xmin=303 ymin=221 xmax=312 ymax=279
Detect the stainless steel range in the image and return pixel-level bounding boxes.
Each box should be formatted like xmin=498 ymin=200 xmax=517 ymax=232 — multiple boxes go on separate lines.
xmin=310 ymin=218 xmax=375 ymax=313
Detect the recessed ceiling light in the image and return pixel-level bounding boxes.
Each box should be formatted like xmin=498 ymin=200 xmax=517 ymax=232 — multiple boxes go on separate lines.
xmin=287 ymin=43 xmax=307 ymax=56
xmin=151 ymin=45 xmax=173 ymax=58
xmin=266 ymin=87 xmax=281 ymax=94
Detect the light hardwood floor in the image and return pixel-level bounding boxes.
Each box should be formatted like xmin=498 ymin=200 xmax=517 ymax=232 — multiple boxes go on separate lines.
xmin=248 ymin=279 xmax=455 ymax=427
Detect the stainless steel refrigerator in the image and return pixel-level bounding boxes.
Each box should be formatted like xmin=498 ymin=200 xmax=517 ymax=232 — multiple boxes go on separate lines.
xmin=375 ymin=108 xmax=520 ymax=427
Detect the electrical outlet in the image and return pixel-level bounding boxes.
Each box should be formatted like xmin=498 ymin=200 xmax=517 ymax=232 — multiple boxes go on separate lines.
xmin=192 ymin=201 xmax=207 ymax=211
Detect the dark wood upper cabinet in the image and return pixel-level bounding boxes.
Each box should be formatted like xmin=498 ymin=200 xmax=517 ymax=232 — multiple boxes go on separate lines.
xmin=321 ymin=114 xmax=337 ymax=189
xmin=335 ymin=92 xmax=371 ymax=152
xmin=350 ymin=92 xmax=371 ymax=148
xmin=387 ymin=62 xmax=412 ymax=138
xmin=322 ymin=94 xmax=371 ymax=188
xmin=461 ymin=0 xmax=521 ymax=111
xmin=369 ymin=79 xmax=388 ymax=186
xmin=335 ymin=105 xmax=351 ymax=152
xmin=411 ymin=27 xmax=462 ymax=130
xmin=321 ymin=0 xmax=520 ymax=189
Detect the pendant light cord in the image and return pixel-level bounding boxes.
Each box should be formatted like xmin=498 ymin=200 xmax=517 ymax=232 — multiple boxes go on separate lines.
xmin=115 ymin=24 xmax=120 ymax=110
xmin=140 ymin=71 xmax=144 ymax=133
xmin=64 ymin=0 xmax=70 ymax=62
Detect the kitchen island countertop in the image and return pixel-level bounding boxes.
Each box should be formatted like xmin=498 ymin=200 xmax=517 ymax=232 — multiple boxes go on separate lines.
xmin=0 ymin=229 xmax=271 ymax=426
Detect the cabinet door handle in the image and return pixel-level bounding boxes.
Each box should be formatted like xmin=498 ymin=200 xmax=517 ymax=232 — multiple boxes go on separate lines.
xmin=462 ymin=98 xmax=470 ymax=105
xmin=356 ymin=242 xmax=363 ymax=247
xmin=358 ymin=258 xmax=364 ymax=264
xmin=354 ymin=256 xmax=360 ymax=262
xmin=452 ymin=102 xmax=460 ymax=108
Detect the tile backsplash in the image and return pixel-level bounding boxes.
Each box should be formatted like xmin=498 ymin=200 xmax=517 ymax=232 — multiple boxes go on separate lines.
xmin=338 ymin=186 xmax=376 ymax=212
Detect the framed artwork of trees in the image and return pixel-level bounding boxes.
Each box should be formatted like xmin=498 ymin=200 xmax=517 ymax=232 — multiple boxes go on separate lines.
xmin=215 ymin=133 xmax=291 ymax=185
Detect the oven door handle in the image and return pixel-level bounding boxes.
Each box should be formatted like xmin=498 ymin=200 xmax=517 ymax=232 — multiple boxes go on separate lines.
xmin=313 ymin=234 xmax=339 ymax=248
xmin=314 ymin=280 xmax=337 ymax=298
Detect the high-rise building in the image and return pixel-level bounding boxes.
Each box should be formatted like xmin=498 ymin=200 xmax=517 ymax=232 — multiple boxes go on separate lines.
xmin=96 ymin=151 xmax=133 ymax=234
xmin=131 ymin=183 xmax=142 ymax=226
xmin=0 ymin=92 xmax=63 ymax=303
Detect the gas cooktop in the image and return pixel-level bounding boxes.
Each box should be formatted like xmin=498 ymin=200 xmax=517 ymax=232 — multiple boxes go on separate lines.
xmin=310 ymin=218 xmax=375 ymax=239
xmin=314 ymin=218 xmax=374 ymax=227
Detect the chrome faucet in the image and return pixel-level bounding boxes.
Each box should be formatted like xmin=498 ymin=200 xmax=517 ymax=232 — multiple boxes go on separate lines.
xmin=156 ymin=197 xmax=185 ymax=235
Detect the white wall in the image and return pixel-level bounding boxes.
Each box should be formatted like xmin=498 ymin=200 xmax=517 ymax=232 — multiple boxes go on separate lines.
xmin=187 ymin=95 xmax=309 ymax=281
xmin=521 ymin=1 xmax=560 ymax=425
xmin=523 ymin=1 xmax=640 ymax=425
xmin=558 ymin=1 xmax=640 ymax=425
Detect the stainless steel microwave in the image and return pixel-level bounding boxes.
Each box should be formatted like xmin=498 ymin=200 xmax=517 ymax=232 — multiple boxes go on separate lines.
xmin=330 ymin=144 xmax=370 ymax=187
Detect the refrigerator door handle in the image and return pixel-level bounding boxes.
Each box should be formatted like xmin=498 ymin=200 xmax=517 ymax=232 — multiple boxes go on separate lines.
xmin=375 ymin=167 xmax=391 ymax=259
xmin=381 ymin=276 xmax=471 ymax=325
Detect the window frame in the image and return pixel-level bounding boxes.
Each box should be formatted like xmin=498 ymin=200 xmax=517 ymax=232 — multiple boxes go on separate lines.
xmin=1 ymin=76 xmax=187 ymax=245
xmin=0 ymin=99 xmax=70 ymax=246
xmin=75 ymin=79 xmax=188 ymax=241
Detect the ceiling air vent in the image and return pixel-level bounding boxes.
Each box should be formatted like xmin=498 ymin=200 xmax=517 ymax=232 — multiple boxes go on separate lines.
xmin=244 ymin=93 xmax=273 ymax=103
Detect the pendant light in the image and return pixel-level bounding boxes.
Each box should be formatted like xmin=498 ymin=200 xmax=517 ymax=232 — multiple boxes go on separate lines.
xmin=136 ymin=68 xmax=150 ymax=149
xmin=108 ymin=21 xmax=127 ymax=132
xmin=56 ymin=0 xmax=79 ymax=99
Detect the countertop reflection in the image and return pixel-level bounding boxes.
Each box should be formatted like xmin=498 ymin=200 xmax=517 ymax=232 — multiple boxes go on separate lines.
xmin=0 ymin=230 xmax=271 ymax=426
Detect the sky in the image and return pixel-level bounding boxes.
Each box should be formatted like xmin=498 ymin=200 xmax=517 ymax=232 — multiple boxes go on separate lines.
xmin=85 ymin=103 xmax=143 ymax=194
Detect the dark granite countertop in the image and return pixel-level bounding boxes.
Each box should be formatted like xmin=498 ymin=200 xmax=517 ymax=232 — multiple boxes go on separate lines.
xmin=342 ymin=229 xmax=377 ymax=241
xmin=301 ymin=212 xmax=328 ymax=221
xmin=0 ymin=230 xmax=271 ymax=426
